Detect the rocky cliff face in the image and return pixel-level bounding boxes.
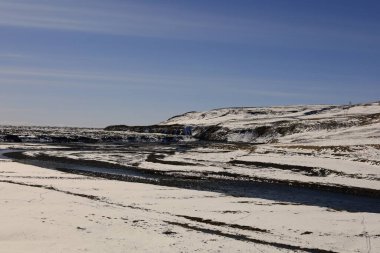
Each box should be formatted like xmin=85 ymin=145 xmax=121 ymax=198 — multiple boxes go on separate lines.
xmin=104 ymin=124 xmax=192 ymax=136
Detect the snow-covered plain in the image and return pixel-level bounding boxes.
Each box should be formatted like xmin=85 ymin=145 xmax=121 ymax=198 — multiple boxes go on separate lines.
xmin=1 ymin=101 xmax=380 ymax=252
xmin=1 ymin=148 xmax=379 ymax=253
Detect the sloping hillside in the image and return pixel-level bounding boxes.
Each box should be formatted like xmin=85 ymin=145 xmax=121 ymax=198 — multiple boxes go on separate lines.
xmin=1 ymin=102 xmax=379 ymax=145
xmin=160 ymin=102 xmax=380 ymax=144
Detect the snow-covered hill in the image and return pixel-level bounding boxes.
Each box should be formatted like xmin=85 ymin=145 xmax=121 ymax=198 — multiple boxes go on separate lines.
xmin=161 ymin=101 xmax=380 ymax=144
xmin=1 ymin=101 xmax=380 ymax=145
xmin=162 ymin=103 xmax=380 ymax=127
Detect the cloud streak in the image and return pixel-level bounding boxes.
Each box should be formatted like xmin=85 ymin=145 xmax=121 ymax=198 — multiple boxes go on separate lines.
xmin=0 ymin=0 xmax=237 ymax=41
xmin=0 ymin=0 xmax=378 ymax=48
xmin=0 ymin=53 xmax=27 ymax=59
xmin=0 ymin=66 xmax=328 ymax=100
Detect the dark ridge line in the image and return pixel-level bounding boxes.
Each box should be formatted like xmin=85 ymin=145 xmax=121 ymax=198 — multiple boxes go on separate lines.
xmin=4 ymin=151 xmax=380 ymax=199
xmin=8 ymin=160 xmax=379 ymax=214
xmin=229 ymin=159 xmax=377 ymax=181
xmin=42 ymin=167 xmax=380 ymax=213
xmin=146 ymin=153 xmax=196 ymax=166
xmin=170 ymin=168 xmax=380 ymax=199
xmin=176 ymin=215 xmax=270 ymax=233
xmin=165 ymin=221 xmax=337 ymax=253
xmin=3 ymin=151 xmax=166 ymax=178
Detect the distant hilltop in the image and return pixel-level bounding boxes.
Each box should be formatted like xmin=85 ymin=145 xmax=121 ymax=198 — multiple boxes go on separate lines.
xmin=106 ymin=101 xmax=380 ymax=143
xmin=1 ymin=101 xmax=379 ymax=144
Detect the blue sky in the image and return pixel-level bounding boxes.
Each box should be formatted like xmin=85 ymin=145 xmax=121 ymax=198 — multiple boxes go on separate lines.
xmin=1 ymin=0 xmax=379 ymax=127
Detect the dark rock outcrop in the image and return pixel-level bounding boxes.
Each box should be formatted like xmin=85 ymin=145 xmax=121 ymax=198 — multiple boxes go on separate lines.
xmin=104 ymin=124 xmax=192 ymax=136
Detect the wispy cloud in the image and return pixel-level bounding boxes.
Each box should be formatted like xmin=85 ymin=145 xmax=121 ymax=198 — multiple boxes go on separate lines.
xmin=0 ymin=0 xmax=237 ymax=41
xmin=0 ymin=53 xmax=27 ymax=59
xmin=0 ymin=66 xmax=329 ymax=100
xmin=0 ymin=67 xmax=178 ymax=90
xmin=0 ymin=66 xmax=224 ymax=93
xmin=0 ymin=0 xmax=378 ymax=47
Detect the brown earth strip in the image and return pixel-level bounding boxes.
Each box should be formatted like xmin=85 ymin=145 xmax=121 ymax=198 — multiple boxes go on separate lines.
xmin=176 ymin=215 xmax=270 ymax=233
xmin=165 ymin=221 xmax=337 ymax=253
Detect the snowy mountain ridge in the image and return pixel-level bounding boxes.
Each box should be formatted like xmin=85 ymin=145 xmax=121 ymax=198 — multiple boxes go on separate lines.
xmin=1 ymin=101 xmax=379 ymax=145
xmin=160 ymin=101 xmax=380 ymax=144
xmin=162 ymin=102 xmax=380 ymax=127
